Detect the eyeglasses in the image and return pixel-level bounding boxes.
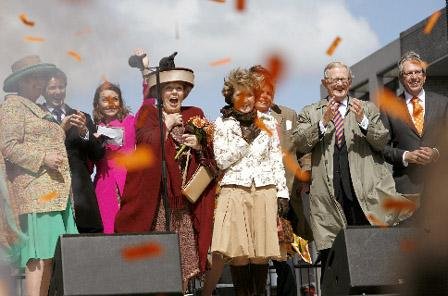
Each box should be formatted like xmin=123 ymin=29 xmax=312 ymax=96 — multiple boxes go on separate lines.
xmin=326 ymin=77 xmax=350 ymax=85
xmin=402 ymin=70 xmax=424 ymax=77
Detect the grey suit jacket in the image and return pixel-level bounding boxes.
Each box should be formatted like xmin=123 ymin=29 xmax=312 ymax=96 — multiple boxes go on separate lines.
xmin=381 ymin=91 xmax=448 ymax=194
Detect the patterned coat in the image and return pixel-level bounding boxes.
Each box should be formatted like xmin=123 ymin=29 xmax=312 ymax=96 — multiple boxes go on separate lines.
xmin=0 ymin=95 xmax=71 ymax=215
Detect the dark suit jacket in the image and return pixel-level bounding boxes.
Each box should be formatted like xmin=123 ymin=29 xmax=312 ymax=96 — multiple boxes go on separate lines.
xmin=43 ymin=103 xmax=105 ymax=232
xmin=271 ymin=104 xmax=313 ymax=241
xmin=381 ymin=91 xmax=448 ymax=195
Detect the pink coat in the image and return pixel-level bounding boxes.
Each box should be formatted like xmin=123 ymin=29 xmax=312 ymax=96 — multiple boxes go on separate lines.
xmin=94 ymin=114 xmax=135 ymax=233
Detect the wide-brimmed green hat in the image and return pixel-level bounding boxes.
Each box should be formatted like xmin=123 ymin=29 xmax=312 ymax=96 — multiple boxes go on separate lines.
xmin=3 ymin=55 xmax=57 ymax=92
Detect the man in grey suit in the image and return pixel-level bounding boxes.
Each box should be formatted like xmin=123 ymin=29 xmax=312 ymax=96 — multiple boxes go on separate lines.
xmin=381 ymin=51 xmax=448 ymax=201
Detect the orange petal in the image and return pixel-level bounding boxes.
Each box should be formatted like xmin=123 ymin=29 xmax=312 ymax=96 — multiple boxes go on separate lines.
xmin=113 ymin=145 xmax=155 ymax=172
xmin=266 ymin=53 xmax=285 ymax=83
xmin=235 ymin=0 xmax=245 ymax=11
xmin=282 ymin=151 xmax=311 ymax=183
xmin=423 ymin=11 xmax=442 ymax=35
xmin=19 ymin=13 xmax=35 ymax=27
xmin=74 ymin=26 xmax=92 ymax=36
xmin=255 ymin=117 xmax=273 ymax=137
xmin=209 ymin=57 xmax=231 ymax=67
xmin=366 ymin=213 xmax=388 ymax=228
xmin=382 ymin=197 xmax=417 ymax=212
xmin=210 ymin=0 xmax=225 ymax=2
xmin=121 ymin=241 xmax=164 ymax=261
xmin=39 ymin=191 xmax=58 ymax=203
xmin=23 ymin=35 xmax=45 ymax=42
xmin=376 ymin=88 xmax=409 ymax=123
xmin=400 ymin=239 xmax=416 ymax=253
xmin=67 ymin=50 xmax=82 ymax=62
xmin=326 ymin=36 xmax=342 ymax=56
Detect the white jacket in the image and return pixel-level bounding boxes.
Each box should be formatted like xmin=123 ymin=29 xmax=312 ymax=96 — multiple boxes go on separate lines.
xmin=213 ymin=112 xmax=289 ymax=199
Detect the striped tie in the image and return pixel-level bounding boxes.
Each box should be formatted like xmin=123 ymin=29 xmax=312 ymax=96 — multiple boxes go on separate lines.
xmin=333 ymin=103 xmax=344 ymax=147
xmin=411 ymin=97 xmax=424 ymax=136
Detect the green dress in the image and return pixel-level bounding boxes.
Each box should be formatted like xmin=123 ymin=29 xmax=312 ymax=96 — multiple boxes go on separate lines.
xmin=16 ymin=199 xmax=78 ymax=268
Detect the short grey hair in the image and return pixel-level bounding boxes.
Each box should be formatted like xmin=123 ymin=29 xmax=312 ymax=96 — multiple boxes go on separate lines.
xmin=398 ymin=51 xmax=426 ymax=77
xmin=323 ymin=61 xmax=353 ymax=80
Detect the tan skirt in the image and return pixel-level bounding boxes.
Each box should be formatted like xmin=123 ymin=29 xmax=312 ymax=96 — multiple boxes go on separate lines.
xmin=211 ymin=184 xmax=280 ymax=261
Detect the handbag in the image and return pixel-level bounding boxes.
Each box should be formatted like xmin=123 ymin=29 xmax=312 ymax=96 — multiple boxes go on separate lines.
xmin=182 ymin=165 xmax=214 ymax=203
xmin=277 ymin=217 xmax=294 ymax=243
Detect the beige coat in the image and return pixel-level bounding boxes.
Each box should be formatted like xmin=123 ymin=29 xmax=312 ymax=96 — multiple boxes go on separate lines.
xmin=293 ymin=98 xmax=411 ymax=250
xmin=0 ymin=95 xmax=71 ymax=215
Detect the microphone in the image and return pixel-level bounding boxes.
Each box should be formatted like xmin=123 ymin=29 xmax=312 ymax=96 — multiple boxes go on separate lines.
xmin=128 ymin=54 xmax=147 ymax=70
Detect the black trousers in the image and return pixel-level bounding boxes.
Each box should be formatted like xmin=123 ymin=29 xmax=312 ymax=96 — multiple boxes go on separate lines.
xmin=273 ymin=260 xmax=297 ymax=296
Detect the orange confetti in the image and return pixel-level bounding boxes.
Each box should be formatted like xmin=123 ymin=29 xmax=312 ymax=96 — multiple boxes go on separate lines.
xmin=423 ymin=11 xmax=442 ymax=35
xmin=122 ymin=241 xmax=164 ymax=261
xmin=113 ymin=145 xmax=155 ymax=172
xmin=209 ymin=57 xmax=231 ymax=67
xmin=376 ymin=88 xmax=409 ymax=123
xmin=23 ymin=35 xmax=45 ymax=42
xmin=283 ymin=151 xmax=311 ymax=182
xmin=67 ymin=50 xmax=82 ymax=62
xmin=235 ymin=0 xmax=245 ymax=11
xmin=400 ymin=239 xmax=416 ymax=253
xmin=39 ymin=191 xmax=58 ymax=203
xmin=255 ymin=117 xmax=273 ymax=137
xmin=210 ymin=0 xmax=225 ymax=2
xmin=326 ymin=36 xmax=342 ymax=56
xmin=266 ymin=54 xmax=285 ymax=83
xmin=75 ymin=26 xmax=92 ymax=36
xmin=366 ymin=213 xmax=388 ymax=228
xmin=382 ymin=197 xmax=417 ymax=212
xmin=19 ymin=13 xmax=35 ymax=27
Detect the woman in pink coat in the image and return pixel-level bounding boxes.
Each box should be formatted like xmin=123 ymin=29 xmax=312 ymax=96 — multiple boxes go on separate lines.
xmin=92 ymin=82 xmax=135 ymax=234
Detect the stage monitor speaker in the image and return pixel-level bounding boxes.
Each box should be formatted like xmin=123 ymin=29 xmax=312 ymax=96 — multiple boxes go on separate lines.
xmin=49 ymin=233 xmax=182 ymax=295
xmin=321 ymin=226 xmax=414 ymax=296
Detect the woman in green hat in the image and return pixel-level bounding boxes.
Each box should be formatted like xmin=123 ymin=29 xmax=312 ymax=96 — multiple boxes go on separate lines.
xmin=0 ymin=55 xmax=78 ymax=296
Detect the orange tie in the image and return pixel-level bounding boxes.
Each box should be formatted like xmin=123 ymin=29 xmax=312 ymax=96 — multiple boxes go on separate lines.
xmin=411 ymin=97 xmax=424 ymax=135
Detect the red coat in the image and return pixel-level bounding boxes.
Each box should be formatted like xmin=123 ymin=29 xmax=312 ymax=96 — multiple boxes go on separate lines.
xmin=115 ymin=104 xmax=216 ymax=272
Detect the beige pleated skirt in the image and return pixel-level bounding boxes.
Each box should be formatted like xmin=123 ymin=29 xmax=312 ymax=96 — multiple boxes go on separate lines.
xmin=211 ymin=184 xmax=280 ymax=261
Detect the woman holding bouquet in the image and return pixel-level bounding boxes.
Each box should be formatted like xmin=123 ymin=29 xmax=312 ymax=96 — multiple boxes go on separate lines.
xmin=115 ymin=54 xmax=216 ymax=292
xmin=211 ymin=68 xmax=289 ymax=296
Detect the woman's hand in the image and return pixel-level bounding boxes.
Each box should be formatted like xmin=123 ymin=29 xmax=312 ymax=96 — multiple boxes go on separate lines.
xmin=44 ymin=152 xmax=64 ymax=170
xmin=182 ymin=134 xmax=202 ymax=150
xmin=163 ymin=112 xmax=183 ymax=131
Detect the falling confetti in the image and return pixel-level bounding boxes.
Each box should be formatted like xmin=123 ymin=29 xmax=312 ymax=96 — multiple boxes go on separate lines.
xmin=266 ymin=53 xmax=285 ymax=83
xmin=382 ymin=197 xmax=417 ymax=212
xmin=255 ymin=117 xmax=273 ymax=137
xmin=19 ymin=13 xmax=35 ymax=27
xmin=209 ymin=57 xmax=231 ymax=67
xmin=122 ymin=241 xmax=164 ymax=261
xmin=326 ymin=36 xmax=342 ymax=56
xmin=366 ymin=213 xmax=388 ymax=228
xmin=23 ymin=35 xmax=45 ymax=43
xmin=376 ymin=88 xmax=409 ymax=123
xmin=113 ymin=145 xmax=155 ymax=172
xmin=282 ymin=151 xmax=311 ymax=182
xmin=400 ymin=239 xmax=416 ymax=253
xmin=39 ymin=191 xmax=58 ymax=203
xmin=75 ymin=26 xmax=92 ymax=36
xmin=210 ymin=0 xmax=225 ymax=2
xmin=423 ymin=11 xmax=442 ymax=35
xmin=67 ymin=50 xmax=82 ymax=62
xmin=175 ymin=22 xmax=180 ymax=40
xmin=235 ymin=0 xmax=245 ymax=11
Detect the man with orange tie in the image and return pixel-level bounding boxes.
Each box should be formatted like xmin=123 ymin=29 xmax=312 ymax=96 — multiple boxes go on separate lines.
xmin=293 ymin=61 xmax=402 ymax=281
xmin=381 ymin=51 xmax=448 ymax=222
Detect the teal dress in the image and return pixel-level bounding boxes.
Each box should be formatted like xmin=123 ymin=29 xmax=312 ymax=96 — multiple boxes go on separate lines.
xmin=15 ymin=199 xmax=78 ymax=268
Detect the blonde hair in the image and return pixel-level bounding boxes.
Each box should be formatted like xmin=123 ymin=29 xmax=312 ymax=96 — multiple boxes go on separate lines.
xmin=222 ymin=68 xmax=258 ymax=105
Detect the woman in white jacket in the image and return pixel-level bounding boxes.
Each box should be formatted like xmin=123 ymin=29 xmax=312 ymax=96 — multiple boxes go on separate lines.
xmin=211 ymin=68 xmax=289 ymax=296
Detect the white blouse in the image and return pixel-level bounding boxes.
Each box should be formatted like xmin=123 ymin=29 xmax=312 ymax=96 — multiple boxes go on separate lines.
xmin=213 ymin=112 xmax=289 ymax=199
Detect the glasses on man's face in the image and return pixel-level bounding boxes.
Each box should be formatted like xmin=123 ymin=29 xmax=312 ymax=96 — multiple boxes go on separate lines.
xmin=402 ymin=70 xmax=424 ymax=77
xmin=326 ymin=77 xmax=350 ymax=85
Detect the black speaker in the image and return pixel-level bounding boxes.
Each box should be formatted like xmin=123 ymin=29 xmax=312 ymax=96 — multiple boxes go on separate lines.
xmin=49 ymin=233 xmax=182 ymax=295
xmin=321 ymin=226 xmax=414 ymax=296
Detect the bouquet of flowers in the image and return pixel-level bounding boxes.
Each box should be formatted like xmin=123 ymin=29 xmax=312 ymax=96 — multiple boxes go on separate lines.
xmin=174 ymin=116 xmax=214 ymax=160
